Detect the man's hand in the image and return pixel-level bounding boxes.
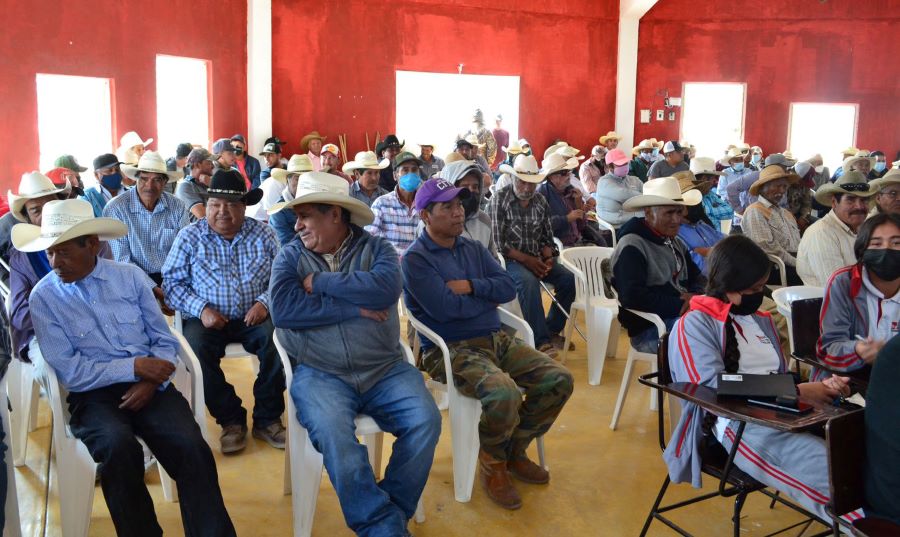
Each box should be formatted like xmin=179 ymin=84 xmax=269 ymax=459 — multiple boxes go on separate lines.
xmin=566 ymin=209 xmax=585 ymax=222
xmin=522 ymin=255 xmax=550 ymax=279
xmin=584 ymin=197 xmax=597 ymax=211
xmin=119 ymin=380 xmax=158 ymax=412
xmin=134 ymin=357 xmax=176 ymax=384
xmin=693 ymin=247 xmax=711 ymax=257
xmin=303 ymin=273 xmax=315 ymax=294
xmin=446 ymin=280 xmax=473 ymax=295
xmin=798 ymin=376 xmax=850 ymax=405
xmin=200 ymin=306 xmax=228 ymax=330
xmin=855 ymin=337 xmax=885 ymax=364
xmin=244 ymin=301 xmax=269 ymax=327
xmin=153 ymin=286 xmax=175 ymax=316
xmin=359 ymin=308 xmax=389 ymax=322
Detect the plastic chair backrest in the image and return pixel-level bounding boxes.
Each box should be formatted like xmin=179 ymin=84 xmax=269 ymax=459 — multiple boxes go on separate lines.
xmin=825 ymin=409 xmax=866 ymax=518
xmin=559 ymin=246 xmax=615 ymax=300
xmin=790 ymin=297 xmax=823 ymax=359
xmin=593 ymin=216 xmax=617 ymax=248
xmin=767 ymin=254 xmax=788 ymax=287
xmin=772 ymin=286 xmax=825 ymax=318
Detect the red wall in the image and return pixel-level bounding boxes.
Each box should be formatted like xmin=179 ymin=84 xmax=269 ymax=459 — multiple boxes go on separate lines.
xmin=0 ymin=0 xmax=247 ymax=191
xmin=634 ymin=0 xmax=900 ymax=159
xmin=271 ymin=0 xmax=619 ymax=161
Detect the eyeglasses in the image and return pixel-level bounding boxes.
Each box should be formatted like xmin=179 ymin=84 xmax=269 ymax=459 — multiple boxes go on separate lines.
xmin=840 ymin=183 xmax=870 ymax=193
xmin=879 ymin=190 xmax=900 ymax=199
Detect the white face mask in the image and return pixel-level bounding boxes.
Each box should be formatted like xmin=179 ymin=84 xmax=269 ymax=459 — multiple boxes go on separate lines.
xmin=814 ymin=165 xmax=824 ymax=174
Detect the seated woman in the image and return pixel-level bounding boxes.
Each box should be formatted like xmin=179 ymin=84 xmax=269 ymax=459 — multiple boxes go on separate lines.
xmin=675 ymin=171 xmax=726 ymax=275
xmin=816 ymin=213 xmax=900 ymax=381
xmin=664 ymin=235 xmax=853 ymax=522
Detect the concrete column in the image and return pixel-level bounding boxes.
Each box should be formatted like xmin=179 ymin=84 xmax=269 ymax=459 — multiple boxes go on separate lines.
xmin=614 ymin=0 xmax=658 ymax=151
xmin=247 ymin=0 xmax=272 ymax=152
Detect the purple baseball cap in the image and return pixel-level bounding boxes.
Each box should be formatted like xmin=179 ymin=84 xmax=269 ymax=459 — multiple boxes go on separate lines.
xmin=415 ymin=178 xmax=470 ymax=212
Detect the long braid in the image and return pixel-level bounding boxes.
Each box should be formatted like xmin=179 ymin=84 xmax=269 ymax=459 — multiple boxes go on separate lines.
xmin=722 ymin=316 xmax=741 ymax=373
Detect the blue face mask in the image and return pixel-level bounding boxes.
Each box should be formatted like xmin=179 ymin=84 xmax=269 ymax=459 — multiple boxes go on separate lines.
xmin=100 ymin=171 xmax=123 ymax=191
xmin=640 ymin=152 xmax=654 ymax=162
xmin=751 ymin=154 xmax=761 ymax=164
xmin=398 ymin=172 xmax=422 ymax=192
xmin=651 ymin=148 xmax=660 ymax=157
xmin=731 ymin=162 xmax=745 ymax=172
xmin=875 ymin=161 xmax=887 ymax=173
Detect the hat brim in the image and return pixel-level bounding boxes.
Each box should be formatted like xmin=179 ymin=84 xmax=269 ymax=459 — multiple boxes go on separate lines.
xmin=8 ymin=183 xmax=73 ymax=222
xmin=499 ymin=164 xmax=546 ymax=184
xmin=268 ymin=191 xmax=375 ymax=226
xmin=868 ymin=173 xmax=900 ymax=192
xmin=271 ymin=168 xmax=313 ymax=184
xmin=208 ymin=188 xmax=264 ymax=206
xmin=749 ymin=172 xmax=800 ymax=196
xmin=342 ymin=159 xmax=389 ymax=173
xmin=11 ymin=218 xmax=127 ymax=253
xmin=814 ymin=184 xmax=878 ymax=205
xmin=599 ymin=136 xmax=619 ymax=144
xmin=417 ymin=185 xmax=470 ymax=212
xmin=121 ymin=165 xmax=183 ymax=184
xmin=691 ymin=168 xmax=725 ymax=177
xmin=622 ymin=190 xmax=703 ymax=211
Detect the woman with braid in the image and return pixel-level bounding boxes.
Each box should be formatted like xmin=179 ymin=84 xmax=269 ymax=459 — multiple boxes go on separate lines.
xmin=663 ymin=235 xmax=855 ymax=522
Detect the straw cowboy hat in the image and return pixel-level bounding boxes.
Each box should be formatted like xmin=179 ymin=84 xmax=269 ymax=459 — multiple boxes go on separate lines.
xmin=300 ymin=131 xmax=327 ymax=153
xmin=119 ymin=131 xmax=153 ymax=150
xmin=841 ymin=147 xmax=860 ymax=157
xmin=749 ymin=165 xmax=800 ymax=196
xmin=499 ymin=154 xmax=546 ymax=184
xmin=341 ymin=151 xmax=389 ymax=174
xmin=554 ymin=144 xmax=585 ymax=160
xmin=543 ymin=141 xmax=568 ymax=160
xmin=650 ymin=138 xmax=664 ymax=149
xmin=12 ymin=198 xmax=127 ymax=253
xmin=268 ymin=171 xmax=374 ymax=226
xmin=458 ymin=134 xmax=485 ymax=148
xmin=689 ymin=157 xmax=724 ymax=177
xmin=502 ymin=141 xmax=525 ymax=155
xmin=673 ymin=170 xmax=701 ymax=194
xmin=541 ymin=153 xmax=579 ymax=176
xmin=719 ymin=147 xmax=745 ymax=166
xmin=121 ymin=151 xmax=184 ymax=184
xmin=735 ymin=142 xmax=751 ymax=154
xmin=272 ymin=154 xmax=315 ymax=184
xmin=842 ymin=150 xmax=876 ymax=171
xmin=622 ymin=176 xmax=702 ymax=211
xmin=8 ymin=171 xmax=72 ymax=222
xmin=868 ymin=168 xmax=900 ymax=192
xmin=814 ymin=171 xmax=878 ymax=205
xmin=632 ymin=139 xmax=656 ymax=155
xmin=599 ymin=131 xmax=621 ymax=145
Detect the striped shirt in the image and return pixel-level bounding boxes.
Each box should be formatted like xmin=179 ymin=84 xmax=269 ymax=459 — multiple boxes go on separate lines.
xmin=488 ymin=184 xmax=554 ymax=258
xmin=365 ymin=189 xmax=419 ymax=254
xmin=103 ymin=189 xmax=190 ymax=275
xmin=162 ymin=217 xmax=279 ymax=319
xmin=30 ymin=258 xmax=178 ymax=392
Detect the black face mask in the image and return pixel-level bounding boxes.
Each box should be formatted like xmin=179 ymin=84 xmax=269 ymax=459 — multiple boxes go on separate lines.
xmin=862 ymin=249 xmax=900 ymax=281
xmin=233 ymin=148 xmax=244 ymax=156
xmin=685 ymin=204 xmax=707 ymax=224
xmin=461 ymin=193 xmax=480 ymax=217
xmin=730 ymin=290 xmax=765 ymax=316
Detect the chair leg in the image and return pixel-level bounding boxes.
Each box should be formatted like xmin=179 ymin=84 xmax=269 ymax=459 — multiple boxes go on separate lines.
xmin=8 ymin=360 xmax=29 ymax=467
xmin=414 ymin=497 xmax=426 ymax=524
xmin=610 ymin=351 xmax=638 ymax=430
xmin=1 ymin=380 xmax=22 ymax=537
xmin=639 ymin=475 xmax=670 ymax=537
xmin=362 ymin=432 xmax=385 ymax=481
xmin=57 ymin=441 xmax=98 ymax=537
xmin=449 ymin=396 xmax=482 ymax=503
xmin=732 ymin=491 xmax=749 ymax=537
xmin=292 ymin=428 xmax=324 ymax=537
xmin=562 ymin=309 xmax=577 ymax=362
xmin=587 ymin=306 xmax=613 ymax=386
xmin=158 ymin=464 xmax=178 ymax=503
xmin=607 ymin=319 xmax=621 ymax=359
xmin=536 ymin=435 xmax=547 ymax=470
xmin=648 ymin=356 xmax=659 ymax=412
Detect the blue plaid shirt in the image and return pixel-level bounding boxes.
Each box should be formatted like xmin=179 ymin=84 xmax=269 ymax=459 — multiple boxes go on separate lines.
xmin=701 ymin=191 xmax=734 ymax=232
xmin=30 ymin=258 xmax=178 ymax=393
xmin=103 ymin=189 xmax=190 ymax=275
xmin=364 ymin=189 xmax=420 ymax=254
xmin=162 ymin=217 xmax=279 ymax=319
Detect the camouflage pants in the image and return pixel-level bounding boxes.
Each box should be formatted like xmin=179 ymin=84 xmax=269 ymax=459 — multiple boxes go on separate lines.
xmin=422 ymin=331 xmax=574 ymax=460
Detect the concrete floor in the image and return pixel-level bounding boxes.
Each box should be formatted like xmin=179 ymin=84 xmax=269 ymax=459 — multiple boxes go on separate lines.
xmin=13 ymin=319 xmax=828 ymax=536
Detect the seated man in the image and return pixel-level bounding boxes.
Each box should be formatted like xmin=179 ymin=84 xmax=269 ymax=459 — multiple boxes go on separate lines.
xmin=868 ymin=169 xmax=900 ymax=216
xmin=343 ymin=150 xmax=390 ymax=208
xmin=688 ymin=157 xmax=733 ymax=232
xmin=490 ymin=155 xmax=576 ymax=357
xmin=741 ymin=166 xmax=803 ymax=285
xmin=21 ymin=199 xmax=235 ymax=536
xmin=266 ymin=154 xmax=314 ymax=245
xmin=816 ymin=213 xmax=900 ymax=380
xmin=81 ymin=153 xmax=126 ymax=217
xmin=404 ymin=178 xmax=572 ymax=510
xmin=269 ymin=171 xmax=440 ymax=536
xmin=365 ymin=151 xmax=423 ymax=254
xmin=163 ymin=169 xmax=285 ymax=454
xmin=537 ymin=153 xmax=600 ymax=247
xmin=176 ymin=148 xmax=215 ymax=221
xmin=797 ymin=172 xmax=876 ymax=287
xmin=674 ymin=171 xmax=726 ymax=275
xmin=611 ymin=177 xmax=705 ymax=353
xmin=436 ymin=159 xmax=495 ymax=251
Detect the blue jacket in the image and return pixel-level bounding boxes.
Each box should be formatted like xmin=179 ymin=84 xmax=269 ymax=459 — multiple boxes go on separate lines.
xmin=242 ymin=155 xmax=262 ymax=189
xmin=403 ymin=231 xmax=516 ymax=349
xmin=80 ymin=187 xmax=110 ymax=217
xmin=269 ymin=226 xmax=404 ymax=392
xmin=268 ymin=195 xmax=298 ymax=246
xmin=677 ymin=222 xmax=725 ymax=275
xmin=537 ymin=182 xmax=579 ymax=246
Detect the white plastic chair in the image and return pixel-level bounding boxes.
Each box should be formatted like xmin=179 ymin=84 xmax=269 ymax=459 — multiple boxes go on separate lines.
xmin=767 ymin=254 xmax=788 ymax=288
xmin=406 ymin=307 xmax=547 ymax=503
xmin=593 ymin=215 xmax=617 ymax=248
xmin=3 ymin=284 xmax=41 ymax=468
xmin=609 ymin=308 xmax=668 ymax=431
xmin=771 ymin=286 xmax=825 ymax=357
xmin=720 ymin=219 xmax=732 ymax=235
xmin=1 ymin=372 xmax=22 ymax=537
xmin=44 ymin=328 xmax=207 ymax=537
xmin=558 ymin=246 xmax=620 ymax=385
xmin=173 ymin=311 xmax=259 ymax=440
xmin=275 ymin=332 xmax=425 ymax=537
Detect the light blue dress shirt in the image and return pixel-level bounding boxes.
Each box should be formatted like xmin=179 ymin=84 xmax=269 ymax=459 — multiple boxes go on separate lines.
xmin=103 ymin=189 xmax=189 ymax=275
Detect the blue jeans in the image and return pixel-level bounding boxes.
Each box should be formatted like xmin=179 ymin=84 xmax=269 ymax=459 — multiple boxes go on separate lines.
xmin=291 ymin=361 xmax=441 ymax=537
xmin=505 ymin=260 xmax=576 ymax=346
xmin=629 ymin=317 xmax=679 ymax=354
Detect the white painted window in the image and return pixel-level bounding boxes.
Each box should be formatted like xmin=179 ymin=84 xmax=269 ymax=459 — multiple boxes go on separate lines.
xmin=788 ymin=103 xmax=857 ymax=175
xmin=36 ymin=74 xmax=113 ymax=183
xmin=156 ymin=55 xmax=210 ymax=159
xmin=395 ymin=70 xmax=519 ymax=159
xmin=680 ymin=82 xmax=746 ymax=159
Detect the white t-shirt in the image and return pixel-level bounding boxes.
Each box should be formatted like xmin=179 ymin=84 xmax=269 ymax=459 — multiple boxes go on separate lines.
xmin=245 ymin=177 xmax=287 ymax=221
xmin=862 ymin=267 xmax=900 ymax=342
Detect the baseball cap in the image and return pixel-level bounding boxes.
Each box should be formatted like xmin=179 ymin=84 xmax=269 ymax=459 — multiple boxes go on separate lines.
xmin=764 ymin=153 xmax=796 ymax=168
xmin=230 ymin=134 xmax=247 ymax=144
xmin=212 ymin=138 xmax=236 ymax=155
xmin=259 ymin=142 xmax=282 ymax=156
xmin=175 ymin=143 xmax=193 ymax=159
xmin=187 ymin=147 xmax=214 ymax=166
xmin=604 ymin=148 xmax=630 ymax=166
xmin=93 ymin=153 xmax=122 ymax=171
xmin=321 ymin=143 xmax=340 ymax=157
xmin=663 ymin=141 xmax=683 ymax=154
xmin=440 ymin=160 xmax=482 ymax=184
xmin=393 ymin=151 xmax=422 ymax=168
xmin=415 ymin=178 xmax=470 ymax=212
xmin=264 ymin=136 xmax=284 ymax=146
xmin=54 ymin=154 xmax=88 ymax=172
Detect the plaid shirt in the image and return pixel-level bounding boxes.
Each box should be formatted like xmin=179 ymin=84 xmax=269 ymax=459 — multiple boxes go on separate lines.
xmin=701 ymin=191 xmax=734 ymax=232
xmin=742 ymin=197 xmax=801 ymax=266
xmin=364 ymin=189 xmax=419 ymax=254
xmin=162 ymin=217 xmax=279 ymax=319
xmin=103 ymin=189 xmax=190 ymax=275
xmin=488 ymin=184 xmax=554 ymax=257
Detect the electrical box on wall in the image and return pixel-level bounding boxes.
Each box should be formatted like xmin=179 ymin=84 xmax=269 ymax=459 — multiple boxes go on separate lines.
xmin=668 ymin=111 xmax=676 ymax=121
xmin=640 ymin=109 xmax=651 ymax=123
xmin=656 ymin=110 xmax=664 ymax=121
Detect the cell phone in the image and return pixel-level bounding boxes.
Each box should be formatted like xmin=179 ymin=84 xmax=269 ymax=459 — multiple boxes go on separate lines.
xmin=747 ymin=397 xmax=814 ymax=415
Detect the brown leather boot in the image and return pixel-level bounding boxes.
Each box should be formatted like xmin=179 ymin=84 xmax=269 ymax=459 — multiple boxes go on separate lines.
xmin=479 ymin=449 xmax=522 ymax=510
xmin=508 ymin=455 xmax=550 ymax=484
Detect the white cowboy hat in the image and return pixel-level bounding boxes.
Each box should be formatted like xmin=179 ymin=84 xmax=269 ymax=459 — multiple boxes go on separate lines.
xmin=814 ymin=171 xmax=878 ymax=205
xmin=272 ymin=154 xmax=315 ymax=184
xmin=543 ymin=142 xmax=568 ymax=160
xmin=541 ymin=153 xmax=579 ymax=176
xmin=689 ymin=157 xmax=725 ymax=177
xmin=734 ymin=142 xmax=751 ymax=153
xmin=8 ymin=171 xmax=72 ymax=222
xmin=517 ymin=138 xmax=531 ymax=148
xmin=11 ymin=199 xmax=127 ymax=253
xmin=554 ymin=144 xmax=585 ymax=161
xmin=502 ymin=141 xmax=525 ymax=155
xmin=842 ymin=150 xmax=876 ymax=171
xmin=341 ymin=151 xmax=390 ymax=174
xmin=460 ymin=134 xmax=485 ymax=148
xmin=869 ymin=169 xmax=900 ymax=192
xmin=840 ymin=146 xmax=860 ymax=157
xmin=718 ymin=147 xmax=745 ymax=166
xmin=119 ymin=131 xmax=153 ymax=149
xmin=499 ymin=154 xmax=546 ymax=184
xmin=622 ymin=176 xmax=702 ymax=211
xmin=268 ymin=171 xmax=374 ymax=226
xmin=121 ymin=151 xmax=183 ymax=183
xmin=599 ymin=131 xmax=621 ymax=145
xmin=632 ymin=139 xmax=656 ymax=155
